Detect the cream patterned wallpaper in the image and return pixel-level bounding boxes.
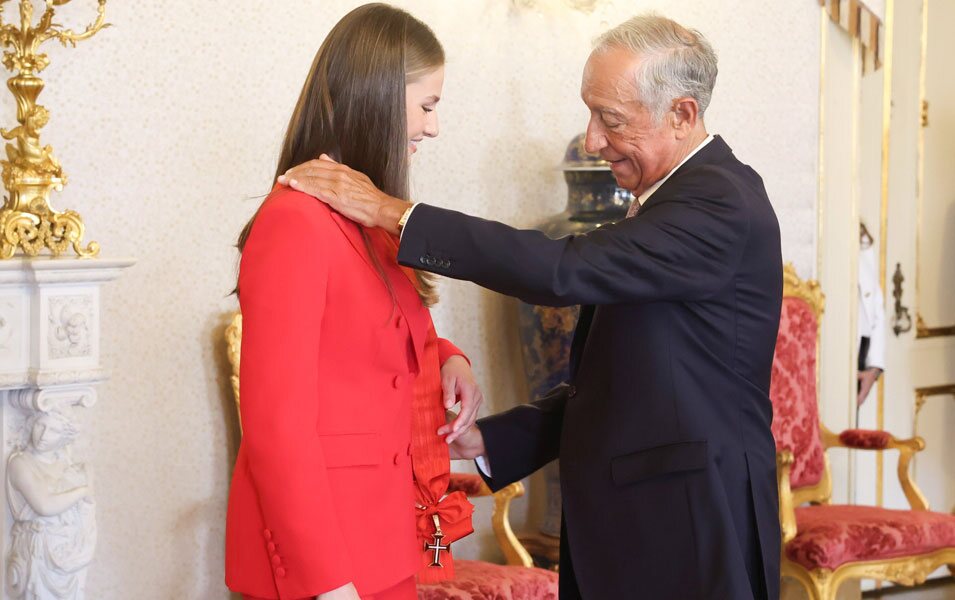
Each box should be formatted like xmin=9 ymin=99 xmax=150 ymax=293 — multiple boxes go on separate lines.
xmin=12 ymin=1 xmax=818 ymax=597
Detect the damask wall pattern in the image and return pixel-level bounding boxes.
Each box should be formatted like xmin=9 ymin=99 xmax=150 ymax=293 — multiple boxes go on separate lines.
xmin=12 ymin=1 xmax=819 ymax=597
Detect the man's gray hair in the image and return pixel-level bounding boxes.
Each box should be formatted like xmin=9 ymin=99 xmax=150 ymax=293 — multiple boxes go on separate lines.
xmin=594 ymin=14 xmax=718 ymax=121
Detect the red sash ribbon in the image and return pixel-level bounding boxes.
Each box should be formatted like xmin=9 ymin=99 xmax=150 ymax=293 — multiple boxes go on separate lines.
xmin=409 ymin=321 xmax=474 ymax=582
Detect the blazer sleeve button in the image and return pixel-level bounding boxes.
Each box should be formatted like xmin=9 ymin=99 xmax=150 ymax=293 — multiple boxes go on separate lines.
xmin=271 ymin=555 xmax=282 ymax=566
xmin=275 ymin=567 xmax=287 ymax=578
xmin=263 ymin=529 xmax=273 ymax=540
xmin=267 ymin=542 xmax=276 ymax=553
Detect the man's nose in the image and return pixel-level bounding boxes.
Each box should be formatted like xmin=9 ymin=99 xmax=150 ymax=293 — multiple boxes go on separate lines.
xmin=584 ymin=124 xmax=606 ymax=154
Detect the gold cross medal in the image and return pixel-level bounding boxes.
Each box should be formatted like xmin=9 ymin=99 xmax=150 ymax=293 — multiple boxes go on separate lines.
xmin=424 ymin=514 xmax=449 ymax=568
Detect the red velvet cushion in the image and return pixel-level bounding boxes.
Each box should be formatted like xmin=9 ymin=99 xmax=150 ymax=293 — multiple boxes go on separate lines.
xmin=417 ymin=560 xmax=558 ymax=600
xmin=786 ymin=505 xmax=955 ymax=570
xmin=770 ymin=297 xmax=826 ymax=489
xmin=838 ymin=429 xmax=892 ymax=450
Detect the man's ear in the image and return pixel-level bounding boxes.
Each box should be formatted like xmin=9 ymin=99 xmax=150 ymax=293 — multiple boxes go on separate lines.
xmin=671 ymin=97 xmax=699 ymax=138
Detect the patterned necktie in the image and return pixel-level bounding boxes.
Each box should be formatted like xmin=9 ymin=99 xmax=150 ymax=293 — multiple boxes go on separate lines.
xmin=627 ymin=199 xmax=642 ymax=219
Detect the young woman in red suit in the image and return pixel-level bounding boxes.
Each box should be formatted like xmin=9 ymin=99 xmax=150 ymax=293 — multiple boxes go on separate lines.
xmin=226 ymin=5 xmax=481 ymax=599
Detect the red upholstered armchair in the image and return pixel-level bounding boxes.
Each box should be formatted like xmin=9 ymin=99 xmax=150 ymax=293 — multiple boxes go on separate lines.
xmin=225 ymin=314 xmax=558 ymax=600
xmin=771 ymin=265 xmax=955 ymax=599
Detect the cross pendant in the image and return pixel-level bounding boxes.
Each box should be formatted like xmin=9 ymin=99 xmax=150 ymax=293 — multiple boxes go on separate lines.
xmin=424 ymin=514 xmax=449 ymax=567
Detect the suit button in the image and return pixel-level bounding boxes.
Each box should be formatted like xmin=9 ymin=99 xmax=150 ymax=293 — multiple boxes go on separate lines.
xmin=267 ymin=542 xmax=276 ymax=553
xmin=263 ymin=529 xmax=272 ymax=540
xmin=393 ymin=453 xmax=400 ymax=465
xmin=426 ymin=256 xmax=436 ymax=266
xmin=442 ymin=259 xmax=451 ymax=269
xmin=406 ymin=443 xmax=412 ymax=456
xmin=396 ymin=315 xmax=404 ymax=328
xmin=568 ymin=385 xmax=577 ymax=398
xmin=392 ymin=375 xmax=403 ymax=389
xmin=419 ymin=256 xmax=427 ymax=265
xmin=271 ymin=555 xmax=282 ymax=566
xmin=275 ymin=567 xmax=287 ymax=578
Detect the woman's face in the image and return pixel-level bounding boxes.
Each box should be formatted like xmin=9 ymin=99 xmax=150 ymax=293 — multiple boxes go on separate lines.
xmin=405 ymin=65 xmax=445 ymax=157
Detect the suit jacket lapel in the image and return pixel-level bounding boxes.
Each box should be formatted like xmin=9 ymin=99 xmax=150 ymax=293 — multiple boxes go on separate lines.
xmin=329 ymin=212 xmax=430 ymax=372
xmin=329 ymin=212 xmax=378 ymax=274
xmin=369 ymin=229 xmax=430 ymax=373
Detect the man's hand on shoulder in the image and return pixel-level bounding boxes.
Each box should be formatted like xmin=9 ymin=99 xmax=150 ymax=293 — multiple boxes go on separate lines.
xmin=278 ymin=155 xmax=408 ymax=235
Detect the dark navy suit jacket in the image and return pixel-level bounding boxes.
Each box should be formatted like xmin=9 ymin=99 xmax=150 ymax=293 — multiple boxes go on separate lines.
xmin=398 ymin=136 xmax=783 ymax=600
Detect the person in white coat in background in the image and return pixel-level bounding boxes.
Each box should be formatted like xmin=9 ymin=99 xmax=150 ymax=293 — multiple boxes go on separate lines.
xmin=858 ymin=222 xmax=885 ymax=410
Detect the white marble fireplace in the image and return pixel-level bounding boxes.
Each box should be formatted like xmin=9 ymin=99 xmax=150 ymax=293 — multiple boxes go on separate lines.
xmin=0 ymin=258 xmax=133 ymax=600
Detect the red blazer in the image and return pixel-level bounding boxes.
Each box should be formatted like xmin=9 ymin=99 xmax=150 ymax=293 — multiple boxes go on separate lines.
xmin=226 ymin=186 xmax=464 ymax=599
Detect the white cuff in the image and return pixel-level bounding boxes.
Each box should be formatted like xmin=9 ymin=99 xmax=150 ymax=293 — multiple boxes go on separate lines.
xmin=474 ymin=455 xmax=492 ymax=478
xmin=398 ymin=203 xmax=419 ymax=240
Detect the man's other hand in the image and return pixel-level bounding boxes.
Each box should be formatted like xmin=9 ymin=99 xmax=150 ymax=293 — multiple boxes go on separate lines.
xmin=444 ymin=413 xmax=487 ymax=460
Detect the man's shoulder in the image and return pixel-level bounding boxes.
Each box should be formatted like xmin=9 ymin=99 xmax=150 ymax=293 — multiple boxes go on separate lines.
xmin=658 ymin=162 xmax=750 ymax=205
xmin=667 ymin=149 xmax=768 ymax=206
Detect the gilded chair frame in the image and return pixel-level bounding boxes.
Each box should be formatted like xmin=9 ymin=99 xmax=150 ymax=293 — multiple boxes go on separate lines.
xmin=776 ymin=265 xmax=955 ymax=600
xmin=224 ymin=312 xmax=535 ymax=568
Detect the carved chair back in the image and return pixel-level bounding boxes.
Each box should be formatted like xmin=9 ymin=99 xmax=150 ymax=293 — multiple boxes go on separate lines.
xmin=225 ymin=313 xmax=242 ymax=433
xmin=770 ymin=265 xmax=833 ymax=505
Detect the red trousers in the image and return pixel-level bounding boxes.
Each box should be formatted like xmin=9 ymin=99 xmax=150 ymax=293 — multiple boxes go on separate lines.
xmin=243 ymin=575 xmax=417 ymax=600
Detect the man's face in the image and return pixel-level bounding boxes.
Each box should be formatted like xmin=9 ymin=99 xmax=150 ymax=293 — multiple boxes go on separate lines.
xmin=580 ymin=47 xmax=681 ymax=195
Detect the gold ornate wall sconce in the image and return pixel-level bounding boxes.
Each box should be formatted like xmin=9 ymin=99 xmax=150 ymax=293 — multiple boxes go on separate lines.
xmin=892 ymin=262 xmax=913 ymax=336
xmin=0 ymin=0 xmax=109 ymax=259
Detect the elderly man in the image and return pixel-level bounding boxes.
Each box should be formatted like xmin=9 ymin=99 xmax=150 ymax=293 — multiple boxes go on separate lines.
xmin=282 ymin=14 xmax=782 ymax=600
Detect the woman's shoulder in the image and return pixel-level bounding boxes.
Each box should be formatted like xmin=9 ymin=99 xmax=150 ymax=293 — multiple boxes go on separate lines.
xmin=247 ymin=184 xmax=343 ymax=245
xmin=258 ymin=184 xmax=337 ymax=228
xmin=241 ymin=184 xmax=341 ymax=256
